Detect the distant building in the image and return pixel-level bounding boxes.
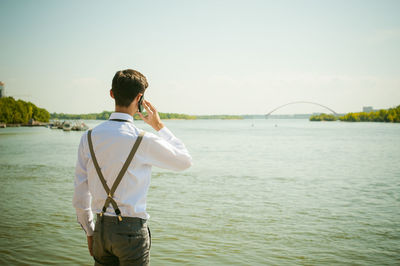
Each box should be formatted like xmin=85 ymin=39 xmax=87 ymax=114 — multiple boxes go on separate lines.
xmin=363 ymin=106 xmax=373 ymax=113
xmin=0 ymin=81 xmax=4 ymax=98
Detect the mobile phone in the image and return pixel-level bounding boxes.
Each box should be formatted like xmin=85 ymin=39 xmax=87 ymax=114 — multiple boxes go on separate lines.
xmin=138 ymin=96 xmax=144 ymax=113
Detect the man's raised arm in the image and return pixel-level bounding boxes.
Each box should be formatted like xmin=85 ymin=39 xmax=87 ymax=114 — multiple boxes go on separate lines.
xmin=137 ymin=100 xmax=193 ymax=171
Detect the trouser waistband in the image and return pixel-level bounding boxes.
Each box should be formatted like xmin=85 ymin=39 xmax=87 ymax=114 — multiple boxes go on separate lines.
xmin=96 ymin=213 xmax=147 ymax=225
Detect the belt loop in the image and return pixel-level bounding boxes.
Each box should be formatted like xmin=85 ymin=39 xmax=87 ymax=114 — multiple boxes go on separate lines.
xmin=100 ymin=214 xmax=105 ymax=243
xmin=100 ymin=211 xmax=104 ymax=224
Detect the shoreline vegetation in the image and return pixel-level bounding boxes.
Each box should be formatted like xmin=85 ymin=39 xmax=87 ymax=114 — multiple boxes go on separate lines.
xmin=0 ymin=97 xmax=50 ymax=126
xmin=309 ymin=113 xmax=338 ymax=121
xmin=0 ymin=97 xmax=242 ymax=127
xmin=2 ymin=97 xmax=399 ymax=127
xmin=309 ymin=105 xmax=400 ymax=123
xmin=49 ymin=111 xmax=243 ymax=121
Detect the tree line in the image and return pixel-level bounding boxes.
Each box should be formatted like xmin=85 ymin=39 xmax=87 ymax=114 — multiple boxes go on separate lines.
xmin=310 ymin=113 xmax=337 ymax=121
xmin=50 ymin=111 xmax=111 ymax=120
xmin=0 ymin=97 xmax=50 ymax=124
xmin=50 ymin=111 xmax=241 ymax=120
xmin=0 ymin=97 xmax=239 ymax=124
xmin=310 ymin=105 xmax=400 ymax=123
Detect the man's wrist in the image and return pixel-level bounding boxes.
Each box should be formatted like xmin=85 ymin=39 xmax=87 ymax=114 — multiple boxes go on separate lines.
xmin=154 ymin=122 xmax=164 ymax=131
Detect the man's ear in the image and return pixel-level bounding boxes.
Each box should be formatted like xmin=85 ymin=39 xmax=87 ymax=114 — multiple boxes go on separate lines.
xmin=130 ymin=93 xmax=143 ymax=108
xmin=135 ymin=93 xmax=143 ymax=102
xmin=110 ymin=89 xmax=114 ymax=99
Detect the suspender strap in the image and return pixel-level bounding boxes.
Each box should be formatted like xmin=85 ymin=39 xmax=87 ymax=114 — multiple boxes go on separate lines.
xmin=87 ymin=130 xmax=110 ymax=196
xmin=87 ymin=129 xmax=145 ymax=221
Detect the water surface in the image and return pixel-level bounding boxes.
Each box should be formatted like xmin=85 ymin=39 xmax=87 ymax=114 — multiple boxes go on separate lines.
xmin=0 ymin=119 xmax=399 ymax=265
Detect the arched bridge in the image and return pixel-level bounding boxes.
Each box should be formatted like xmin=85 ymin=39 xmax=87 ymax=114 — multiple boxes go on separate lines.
xmin=265 ymin=101 xmax=338 ymax=118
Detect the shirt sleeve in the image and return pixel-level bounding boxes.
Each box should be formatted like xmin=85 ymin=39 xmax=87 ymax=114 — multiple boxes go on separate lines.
xmin=72 ymin=132 xmax=95 ymax=236
xmin=143 ymin=126 xmax=193 ymax=171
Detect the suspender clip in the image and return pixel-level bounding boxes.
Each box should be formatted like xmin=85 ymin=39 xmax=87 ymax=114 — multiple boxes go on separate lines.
xmin=115 ymin=208 xmax=122 ymax=221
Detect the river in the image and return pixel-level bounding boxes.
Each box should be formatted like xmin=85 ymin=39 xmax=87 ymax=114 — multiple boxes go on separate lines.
xmin=0 ymin=119 xmax=399 ymax=265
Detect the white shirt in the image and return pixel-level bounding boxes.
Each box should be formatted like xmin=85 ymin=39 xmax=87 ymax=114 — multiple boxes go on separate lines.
xmin=72 ymin=112 xmax=192 ymax=236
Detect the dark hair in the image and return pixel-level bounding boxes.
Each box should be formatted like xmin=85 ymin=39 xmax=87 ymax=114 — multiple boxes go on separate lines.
xmin=111 ymin=69 xmax=148 ymax=107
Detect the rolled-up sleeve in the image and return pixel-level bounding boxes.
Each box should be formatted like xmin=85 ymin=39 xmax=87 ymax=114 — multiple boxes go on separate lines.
xmin=72 ymin=132 xmax=95 ymax=236
xmin=144 ymin=126 xmax=193 ymax=171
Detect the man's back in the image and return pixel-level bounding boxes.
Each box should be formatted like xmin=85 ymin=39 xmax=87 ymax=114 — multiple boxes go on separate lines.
xmin=72 ymin=69 xmax=192 ymax=265
xmin=73 ymin=112 xmax=192 ymax=235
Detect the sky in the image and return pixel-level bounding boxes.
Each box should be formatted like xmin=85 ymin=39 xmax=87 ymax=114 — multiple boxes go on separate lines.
xmin=0 ymin=0 xmax=399 ymax=115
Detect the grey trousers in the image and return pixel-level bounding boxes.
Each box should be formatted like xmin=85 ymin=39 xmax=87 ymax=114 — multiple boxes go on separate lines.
xmin=93 ymin=213 xmax=151 ymax=266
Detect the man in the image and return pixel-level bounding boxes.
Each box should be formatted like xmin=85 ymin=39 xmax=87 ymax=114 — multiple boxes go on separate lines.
xmin=72 ymin=69 xmax=192 ymax=265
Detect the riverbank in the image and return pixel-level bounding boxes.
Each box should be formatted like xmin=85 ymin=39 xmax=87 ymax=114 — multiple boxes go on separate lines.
xmin=50 ymin=111 xmax=243 ymax=120
xmin=0 ymin=121 xmax=48 ymax=128
xmin=309 ymin=105 xmax=400 ymax=123
xmin=0 ymin=97 xmax=50 ymax=125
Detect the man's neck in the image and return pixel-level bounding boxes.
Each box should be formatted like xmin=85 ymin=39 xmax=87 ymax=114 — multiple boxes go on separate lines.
xmin=115 ymin=105 xmax=135 ymax=117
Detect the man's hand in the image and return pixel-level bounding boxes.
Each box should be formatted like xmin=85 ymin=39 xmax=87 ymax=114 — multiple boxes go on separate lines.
xmin=137 ymin=100 xmax=164 ymax=131
xmin=87 ymin=235 xmax=93 ymax=257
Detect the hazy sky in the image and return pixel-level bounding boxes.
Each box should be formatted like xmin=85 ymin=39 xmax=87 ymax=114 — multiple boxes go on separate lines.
xmin=1 ymin=0 xmax=399 ymax=115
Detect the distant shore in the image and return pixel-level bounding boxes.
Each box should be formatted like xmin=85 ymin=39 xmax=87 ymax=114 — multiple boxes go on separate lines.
xmin=50 ymin=111 xmax=244 ymax=121
xmin=0 ymin=122 xmax=47 ymax=128
xmin=309 ymin=105 xmax=400 ymax=123
xmin=2 ymin=96 xmax=399 ymax=126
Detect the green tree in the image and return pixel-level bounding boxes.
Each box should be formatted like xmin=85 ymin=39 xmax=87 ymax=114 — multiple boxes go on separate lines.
xmin=339 ymin=105 xmax=400 ymax=123
xmin=0 ymin=97 xmax=50 ymax=124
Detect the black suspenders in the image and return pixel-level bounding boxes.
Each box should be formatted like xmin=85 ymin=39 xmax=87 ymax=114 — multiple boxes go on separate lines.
xmin=87 ymin=125 xmax=145 ymax=222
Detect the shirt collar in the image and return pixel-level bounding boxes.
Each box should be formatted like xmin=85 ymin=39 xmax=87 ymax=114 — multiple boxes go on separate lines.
xmin=109 ymin=112 xmax=134 ymax=123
